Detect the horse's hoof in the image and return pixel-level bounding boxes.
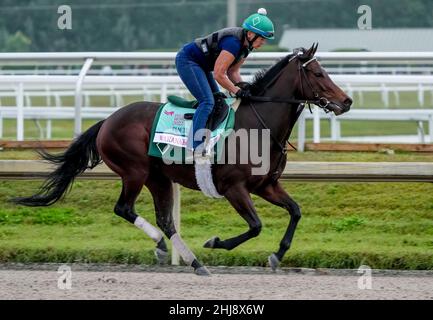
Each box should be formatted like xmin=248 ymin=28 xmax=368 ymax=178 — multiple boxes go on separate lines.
xmin=268 ymin=253 xmax=280 ymax=271
xmin=194 ymin=266 xmax=212 ymax=276
xmin=154 ymin=248 xmax=169 ymax=265
xmin=203 ymin=236 xmax=220 ymax=248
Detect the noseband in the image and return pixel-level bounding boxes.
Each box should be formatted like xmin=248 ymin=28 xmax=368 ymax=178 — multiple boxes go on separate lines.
xmin=298 ymin=57 xmax=331 ymax=112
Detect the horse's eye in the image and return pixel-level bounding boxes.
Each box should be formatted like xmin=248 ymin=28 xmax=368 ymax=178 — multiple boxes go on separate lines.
xmin=314 ymin=72 xmax=324 ymax=77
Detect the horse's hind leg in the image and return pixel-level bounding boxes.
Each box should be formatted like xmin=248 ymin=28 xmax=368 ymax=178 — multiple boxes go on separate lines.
xmin=114 ymin=176 xmax=169 ymax=264
xmin=146 ymin=173 xmax=211 ymax=276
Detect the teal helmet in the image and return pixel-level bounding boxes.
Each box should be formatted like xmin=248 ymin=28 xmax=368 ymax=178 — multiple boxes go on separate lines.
xmin=242 ymin=8 xmax=275 ymax=40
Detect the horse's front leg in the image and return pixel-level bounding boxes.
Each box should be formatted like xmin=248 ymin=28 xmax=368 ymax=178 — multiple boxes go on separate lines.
xmin=253 ymin=181 xmax=301 ymax=271
xmin=204 ymin=184 xmax=262 ymax=250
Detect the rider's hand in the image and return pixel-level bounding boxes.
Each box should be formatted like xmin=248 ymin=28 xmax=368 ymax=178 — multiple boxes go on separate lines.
xmin=235 ymin=82 xmax=251 ymax=91
xmin=234 ymin=88 xmax=252 ymax=99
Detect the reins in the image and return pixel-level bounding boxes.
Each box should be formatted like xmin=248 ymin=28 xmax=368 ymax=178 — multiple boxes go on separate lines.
xmin=248 ymin=100 xmax=294 ymax=180
xmin=248 ymin=56 xmax=332 ymax=112
xmin=245 ymin=52 xmax=329 ymax=179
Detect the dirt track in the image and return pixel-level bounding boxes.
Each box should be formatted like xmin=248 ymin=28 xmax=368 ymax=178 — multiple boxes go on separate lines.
xmin=0 ymin=263 xmax=432 ymax=300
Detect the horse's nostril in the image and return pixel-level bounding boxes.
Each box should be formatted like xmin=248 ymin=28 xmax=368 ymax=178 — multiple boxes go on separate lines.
xmin=344 ymin=98 xmax=353 ymax=108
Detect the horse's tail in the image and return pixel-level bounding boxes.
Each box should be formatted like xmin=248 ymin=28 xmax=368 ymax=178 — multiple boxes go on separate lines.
xmin=12 ymin=120 xmax=105 ymax=207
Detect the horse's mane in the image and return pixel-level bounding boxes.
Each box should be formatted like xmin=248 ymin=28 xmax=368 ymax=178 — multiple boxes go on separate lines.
xmin=250 ymin=48 xmax=314 ymax=95
xmin=249 ymin=52 xmax=296 ymax=95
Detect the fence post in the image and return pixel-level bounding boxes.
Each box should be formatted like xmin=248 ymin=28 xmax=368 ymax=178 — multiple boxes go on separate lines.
xmin=418 ymin=84 xmax=424 ymax=107
xmin=74 ymin=58 xmax=93 ymax=137
xmin=46 ymin=120 xmax=52 ymax=139
xmin=297 ymin=109 xmax=306 ymax=152
xmin=330 ymin=114 xmax=341 ymax=141
xmin=417 ymin=121 xmax=425 ymax=143
xmin=171 ymin=183 xmax=181 ymax=265
xmin=429 ymin=114 xmax=433 ymax=143
xmin=17 ymin=83 xmax=24 ymax=141
xmin=381 ymin=83 xmax=389 ymax=107
xmin=313 ymin=105 xmax=320 ymax=143
xmin=161 ymin=83 xmax=168 ymax=103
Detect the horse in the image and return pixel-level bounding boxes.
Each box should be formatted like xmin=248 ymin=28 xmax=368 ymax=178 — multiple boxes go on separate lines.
xmin=13 ymin=43 xmax=352 ymax=276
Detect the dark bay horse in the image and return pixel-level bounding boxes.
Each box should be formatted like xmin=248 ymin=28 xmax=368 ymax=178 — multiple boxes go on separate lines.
xmin=13 ymin=44 xmax=352 ymax=276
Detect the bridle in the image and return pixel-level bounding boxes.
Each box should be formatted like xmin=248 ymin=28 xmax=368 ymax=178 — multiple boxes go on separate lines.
xmin=248 ymin=52 xmax=332 ymax=112
xmin=245 ymin=52 xmax=333 ymax=178
xmin=298 ymin=56 xmax=331 ymax=112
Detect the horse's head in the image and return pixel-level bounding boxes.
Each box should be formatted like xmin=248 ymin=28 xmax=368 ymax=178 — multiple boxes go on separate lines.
xmin=295 ymin=43 xmax=352 ymax=115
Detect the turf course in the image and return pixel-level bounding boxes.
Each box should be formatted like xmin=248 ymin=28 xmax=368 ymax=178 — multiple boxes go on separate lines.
xmin=0 ymin=150 xmax=432 ymax=269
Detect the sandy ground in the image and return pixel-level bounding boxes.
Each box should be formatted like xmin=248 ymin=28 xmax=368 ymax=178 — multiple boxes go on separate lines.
xmin=0 ymin=264 xmax=432 ymax=300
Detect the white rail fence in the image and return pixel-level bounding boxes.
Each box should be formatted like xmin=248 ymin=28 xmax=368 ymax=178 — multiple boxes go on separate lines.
xmin=1 ymin=52 xmax=433 ymax=147
xmin=298 ymin=107 xmax=433 ymax=151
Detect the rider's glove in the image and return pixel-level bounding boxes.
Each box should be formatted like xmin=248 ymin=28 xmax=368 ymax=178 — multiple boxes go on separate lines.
xmin=235 ymin=82 xmax=252 ymax=91
xmin=235 ymin=88 xmax=252 ymax=99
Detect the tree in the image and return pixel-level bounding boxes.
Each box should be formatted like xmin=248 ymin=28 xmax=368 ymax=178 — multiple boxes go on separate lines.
xmin=3 ymin=31 xmax=32 ymax=52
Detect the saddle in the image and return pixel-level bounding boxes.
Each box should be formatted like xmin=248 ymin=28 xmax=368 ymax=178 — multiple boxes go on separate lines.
xmin=148 ymin=94 xmax=236 ymax=163
xmin=168 ymin=92 xmax=230 ymax=132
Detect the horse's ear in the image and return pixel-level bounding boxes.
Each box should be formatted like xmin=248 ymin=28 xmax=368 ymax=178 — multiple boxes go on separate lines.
xmin=312 ymin=42 xmax=319 ymax=56
xmin=305 ymin=44 xmax=314 ymax=57
xmin=307 ymin=42 xmax=319 ymax=57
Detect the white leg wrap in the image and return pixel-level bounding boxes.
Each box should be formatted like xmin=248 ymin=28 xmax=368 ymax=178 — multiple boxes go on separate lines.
xmin=194 ymin=157 xmax=223 ymax=199
xmin=134 ymin=216 xmax=163 ymax=242
xmin=170 ymin=233 xmax=196 ymax=265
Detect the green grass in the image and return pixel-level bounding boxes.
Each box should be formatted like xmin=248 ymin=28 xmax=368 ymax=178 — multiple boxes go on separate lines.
xmin=1 ymin=178 xmax=433 ymax=269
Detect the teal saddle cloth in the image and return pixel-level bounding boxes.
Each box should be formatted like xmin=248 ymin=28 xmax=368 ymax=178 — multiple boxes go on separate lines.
xmin=148 ymin=95 xmax=236 ymax=163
